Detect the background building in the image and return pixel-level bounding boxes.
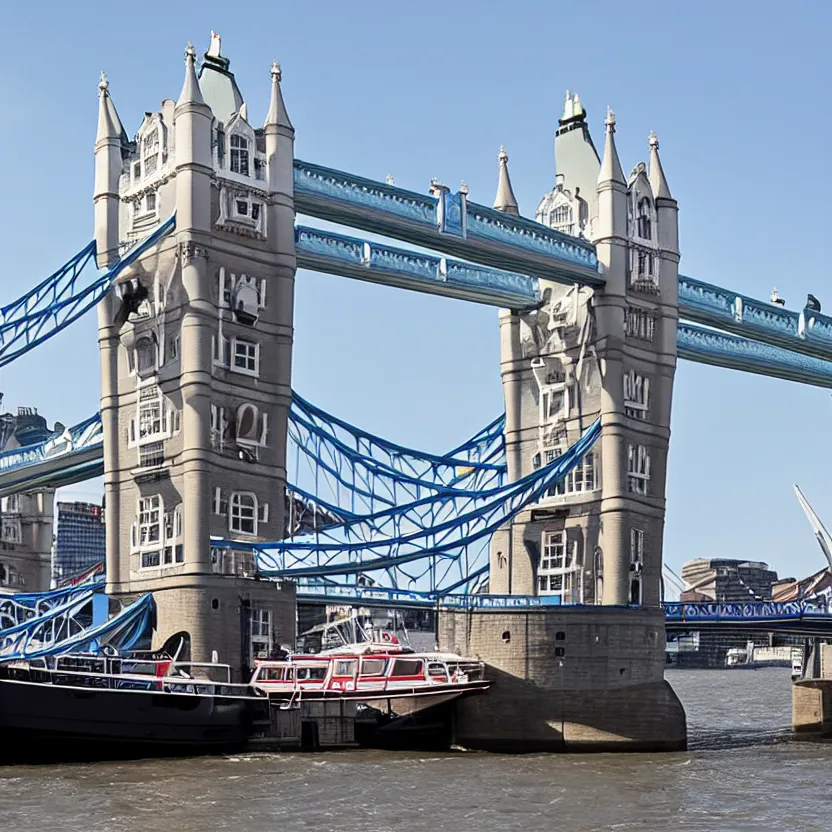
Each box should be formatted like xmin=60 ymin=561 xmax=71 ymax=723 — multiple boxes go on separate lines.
xmin=51 ymin=501 xmax=106 ymax=586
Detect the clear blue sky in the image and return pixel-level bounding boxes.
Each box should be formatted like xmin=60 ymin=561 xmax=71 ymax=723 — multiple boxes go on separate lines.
xmin=0 ymin=1 xmax=829 ymax=584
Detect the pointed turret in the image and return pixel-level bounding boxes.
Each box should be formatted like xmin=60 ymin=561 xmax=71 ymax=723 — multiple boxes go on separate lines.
xmin=264 ymin=60 xmax=296 ymax=252
xmin=96 ymin=72 xmax=125 ymax=143
xmin=598 ymin=107 xmax=625 ymax=185
xmin=264 ymin=61 xmax=293 ymax=131
xmin=648 ymin=131 xmax=672 ymax=199
xmin=493 ymin=146 xmax=519 ymax=216
xmin=177 ymin=42 xmax=205 ymax=106
xmin=94 ymin=72 xmax=125 ymax=269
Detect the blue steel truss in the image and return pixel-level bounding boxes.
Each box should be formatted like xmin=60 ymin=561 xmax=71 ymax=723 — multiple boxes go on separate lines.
xmin=289 ymin=393 xmax=505 ymax=522
xmin=0 ymin=593 xmax=153 ymax=660
xmin=228 ymin=417 xmax=601 ymax=592
xmin=0 ymin=215 xmax=175 ymax=369
xmin=0 ymin=579 xmax=104 ymax=631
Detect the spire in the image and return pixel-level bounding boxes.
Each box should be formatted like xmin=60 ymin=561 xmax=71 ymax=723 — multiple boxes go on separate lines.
xmin=177 ymin=43 xmax=205 ymax=106
xmin=493 ymin=146 xmax=519 ymax=216
xmin=96 ymin=72 xmax=124 ymax=142
xmin=598 ymin=106 xmax=625 ymax=185
xmin=648 ymin=131 xmax=672 ymax=199
xmin=264 ymin=61 xmax=293 ymax=130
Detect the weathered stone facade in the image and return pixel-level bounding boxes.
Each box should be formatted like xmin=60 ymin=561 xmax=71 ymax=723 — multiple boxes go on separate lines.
xmin=440 ymin=606 xmax=685 ymax=751
xmin=94 ymin=35 xmax=296 ymax=672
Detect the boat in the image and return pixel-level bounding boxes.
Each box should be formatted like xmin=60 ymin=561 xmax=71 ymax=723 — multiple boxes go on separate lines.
xmin=251 ymin=611 xmax=490 ymax=716
xmin=0 ymin=652 xmax=268 ymax=761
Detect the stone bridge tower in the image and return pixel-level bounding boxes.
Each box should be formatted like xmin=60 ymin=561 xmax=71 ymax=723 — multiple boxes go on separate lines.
xmin=94 ymin=35 xmax=296 ymax=676
xmin=439 ymin=96 xmax=686 ymax=751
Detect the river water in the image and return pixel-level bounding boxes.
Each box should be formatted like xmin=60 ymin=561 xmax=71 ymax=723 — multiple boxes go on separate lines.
xmin=1 ymin=668 xmax=830 ymax=831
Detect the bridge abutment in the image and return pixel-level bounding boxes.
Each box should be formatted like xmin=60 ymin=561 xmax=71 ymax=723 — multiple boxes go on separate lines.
xmin=439 ymin=606 xmax=685 ymax=751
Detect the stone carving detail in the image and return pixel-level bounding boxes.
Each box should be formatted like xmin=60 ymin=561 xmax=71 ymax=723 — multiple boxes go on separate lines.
xmin=519 ymin=287 xmax=581 ymax=357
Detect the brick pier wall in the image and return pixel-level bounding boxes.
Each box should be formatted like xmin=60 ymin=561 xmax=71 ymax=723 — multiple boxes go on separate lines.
xmin=439 ymin=605 xmax=686 ymax=752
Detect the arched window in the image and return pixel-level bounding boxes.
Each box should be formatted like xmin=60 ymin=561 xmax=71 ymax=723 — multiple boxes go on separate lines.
xmin=230 ymin=134 xmax=250 ymax=176
xmin=550 ymin=204 xmax=573 ymax=234
xmin=637 ymin=198 xmax=652 ymax=239
xmin=142 ymin=129 xmax=160 ymax=177
xmin=135 ymin=336 xmax=157 ymax=375
xmin=229 ymin=492 xmax=257 ymax=535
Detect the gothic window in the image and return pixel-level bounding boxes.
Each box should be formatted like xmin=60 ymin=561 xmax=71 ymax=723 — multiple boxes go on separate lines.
xmin=138 ymin=387 xmax=164 ymax=441
xmin=1 ymin=495 xmax=20 ymax=513
xmin=135 ymin=336 xmax=157 ymax=376
xmin=145 ymin=192 xmax=157 ymax=213
xmin=229 ymin=492 xmax=258 ymax=535
xmin=249 ymin=608 xmax=273 ymax=663
xmin=625 ymin=307 xmax=655 ymax=341
xmin=230 ymin=134 xmax=250 ymax=176
xmin=540 ymin=384 xmax=567 ymax=425
xmin=637 ymin=197 xmax=652 ymax=239
xmin=542 ymin=448 xmax=598 ymax=497
xmin=142 ymin=129 xmax=160 ymax=177
xmin=233 ymin=338 xmax=260 ymax=375
xmin=135 ymin=495 xmax=162 ymax=567
xmin=550 ymin=204 xmax=573 ymax=234
xmin=162 ymin=505 xmax=184 ymax=566
xmin=630 ymin=528 xmax=644 ymax=605
xmin=624 ymin=370 xmax=650 ymax=420
xmin=627 ymin=445 xmax=651 ymax=495
xmin=1 ymin=517 xmax=21 ymax=544
xmin=538 ymin=530 xmax=579 ymax=601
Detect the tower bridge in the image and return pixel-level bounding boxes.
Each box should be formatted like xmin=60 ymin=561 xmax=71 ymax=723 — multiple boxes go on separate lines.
xmin=1 ymin=32 xmax=831 ymax=751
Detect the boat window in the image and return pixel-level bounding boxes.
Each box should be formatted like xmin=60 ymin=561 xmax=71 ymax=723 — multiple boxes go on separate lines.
xmin=120 ymin=661 xmax=157 ymax=676
xmin=296 ymin=666 xmax=327 ymax=681
xmin=428 ymin=663 xmax=449 ymax=681
xmin=360 ymin=658 xmax=386 ymax=677
xmin=262 ymin=667 xmax=289 ymax=681
xmin=391 ymin=659 xmax=423 ymax=677
xmin=334 ymin=660 xmax=356 ymax=676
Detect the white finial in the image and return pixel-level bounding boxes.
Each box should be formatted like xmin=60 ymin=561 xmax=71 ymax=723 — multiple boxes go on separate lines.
xmin=185 ymin=42 xmax=196 ymax=62
xmin=771 ymin=287 xmax=785 ymax=306
xmin=207 ymin=31 xmax=222 ymax=58
xmin=460 ymin=181 xmax=469 ymax=195
xmin=98 ymin=71 xmax=109 ymax=93
xmin=271 ymin=60 xmax=282 ymax=82
xmin=499 ymin=145 xmax=508 ymax=161
xmin=562 ymin=90 xmax=572 ymax=119
xmin=385 ymin=174 xmax=395 ymax=185
xmin=572 ymin=93 xmax=582 ymax=114
xmin=649 ymin=130 xmax=659 ymax=150
xmin=605 ymin=106 xmax=616 ymax=132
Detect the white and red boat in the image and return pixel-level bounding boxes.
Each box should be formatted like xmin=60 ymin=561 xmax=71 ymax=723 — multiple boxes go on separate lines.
xmin=250 ymin=612 xmax=490 ymax=715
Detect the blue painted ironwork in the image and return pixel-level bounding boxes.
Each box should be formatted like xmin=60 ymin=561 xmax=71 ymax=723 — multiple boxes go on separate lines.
xmin=679 ymin=275 xmax=832 ymax=363
xmin=289 ymin=393 xmax=505 ymax=524
xmin=293 ymin=160 xmax=602 ymax=286
xmin=0 ymin=215 xmax=175 ymax=369
xmin=295 ymin=226 xmax=542 ymax=307
xmin=678 ymin=322 xmax=832 ymax=388
xmin=0 ymin=593 xmax=153 ymax=660
xmin=663 ymin=599 xmax=832 ymax=635
xmin=224 ymin=417 xmax=601 ymax=590
xmin=0 ymin=579 xmax=104 ymax=631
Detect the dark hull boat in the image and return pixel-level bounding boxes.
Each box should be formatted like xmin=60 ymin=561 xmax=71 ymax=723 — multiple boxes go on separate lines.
xmin=0 ymin=659 xmax=267 ymax=762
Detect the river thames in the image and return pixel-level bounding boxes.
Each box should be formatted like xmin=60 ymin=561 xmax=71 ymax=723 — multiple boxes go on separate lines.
xmin=1 ymin=668 xmax=830 ymax=831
